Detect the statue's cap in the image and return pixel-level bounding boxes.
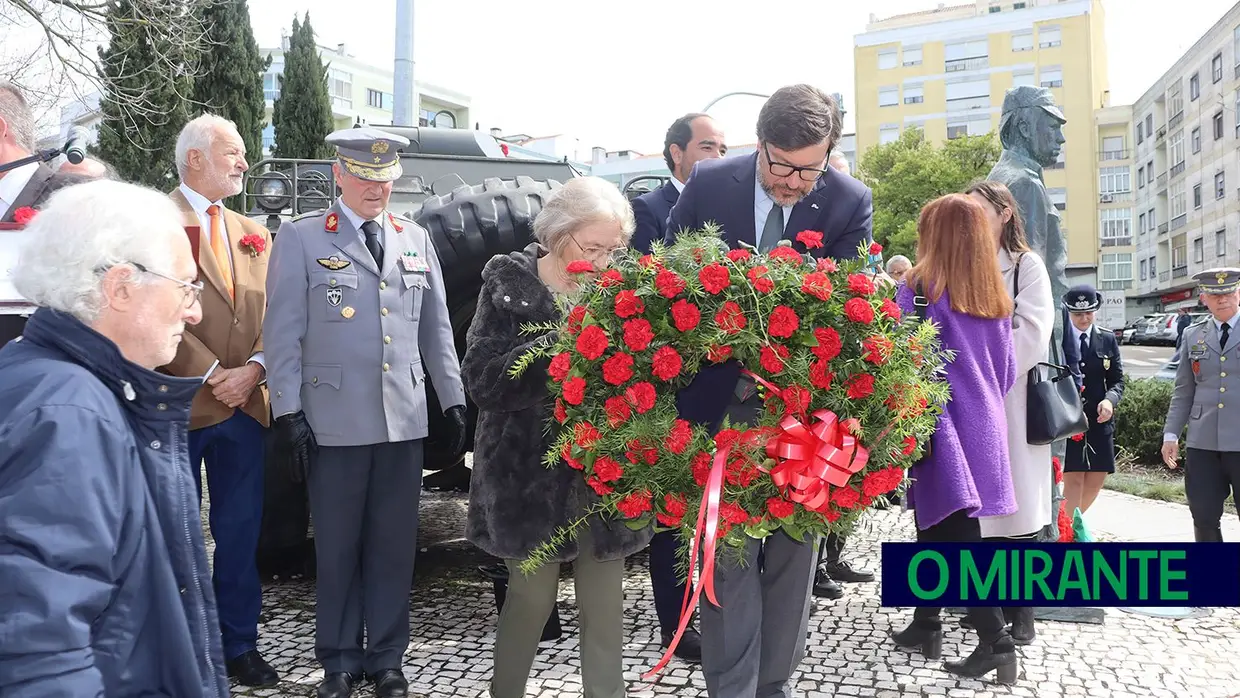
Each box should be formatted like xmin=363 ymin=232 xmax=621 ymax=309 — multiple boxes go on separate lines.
xmin=999 ymin=85 xmax=1066 ymax=131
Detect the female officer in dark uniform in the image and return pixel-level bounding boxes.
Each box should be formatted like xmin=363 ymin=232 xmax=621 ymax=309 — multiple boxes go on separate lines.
xmin=1062 ymin=284 xmax=1125 ymax=517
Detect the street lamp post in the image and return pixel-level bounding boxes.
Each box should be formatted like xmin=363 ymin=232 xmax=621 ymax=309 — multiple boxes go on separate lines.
xmin=701 ymin=91 xmax=770 ymax=112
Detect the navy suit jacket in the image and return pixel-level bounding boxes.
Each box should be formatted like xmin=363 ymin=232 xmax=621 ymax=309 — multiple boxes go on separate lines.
xmin=663 ymin=152 xmax=874 ymax=432
xmin=630 ymin=180 xmax=679 ymax=254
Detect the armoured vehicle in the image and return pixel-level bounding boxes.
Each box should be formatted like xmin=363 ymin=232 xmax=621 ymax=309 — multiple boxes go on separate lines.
xmin=250 ymin=125 xmax=579 ymax=574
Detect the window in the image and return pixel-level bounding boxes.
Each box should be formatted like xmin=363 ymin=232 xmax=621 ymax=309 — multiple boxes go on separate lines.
xmin=1039 ymin=25 xmax=1062 ymax=48
xmin=1137 ymin=122 xmax=1144 ymax=143
xmin=1236 ymin=91 xmax=1240 ymax=137
xmin=1145 ymin=114 xmax=1153 ymax=135
xmin=1101 ymin=136 xmax=1125 ymax=159
xmin=903 ymin=46 xmax=923 ymax=65
xmin=1140 ymin=212 xmax=1148 ymax=233
xmin=1099 ymin=166 xmax=1131 ymax=194
xmin=1215 ymin=111 xmax=1225 ymax=140
xmin=1191 ymin=74 xmax=1200 ymax=100
xmin=904 ymin=84 xmax=924 ymax=104
xmin=263 ymin=72 xmax=280 ymax=101
xmin=1169 ymin=83 xmax=1184 ymax=121
xmin=879 ymin=125 xmax=900 ymax=144
xmin=947 ymin=123 xmax=968 ymax=139
xmin=989 ymin=5 xmax=1001 ymax=12
xmin=1171 ymin=180 xmax=1187 ymax=219
xmin=1150 ymin=256 xmax=1157 ymax=276
xmin=1218 ymin=229 xmax=1228 ymax=256
xmin=1214 ymin=52 xmax=1224 ymax=82
xmin=946 ymin=115 xmax=991 ymax=139
xmin=1235 ymin=26 xmax=1240 ymax=70
xmin=1194 ymin=183 xmax=1203 ymax=208
xmin=1049 ymin=148 xmax=1066 ymax=170
xmin=1173 ymin=240 xmax=1188 ymax=270
xmin=946 ymin=77 xmax=990 ymax=109
xmin=1012 ymin=69 xmax=1036 ymax=87
xmin=1140 ymin=258 xmax=1148 ymax=280
xmin=1041 ymin=66 xmax=1063 ymax=88
xmin=328 ymin=68 xmax=352 ymax=109
xmin=1149 ymin=208 xmax=1157 ymax=229
xmin=1048 ymin=188 xmax=1067 ymax=211
xmin=1148 ymin=160 xmax=1154 ymax=183
xmin=367 ymin=88 xmax=384 ymax=108
xmin=1101 ymin=253 xmax=1133 ymax=285
xmin=1194 ymin=237 xmax=1205 ymax=263
xmin=1011 ymin=31 xmax=1033 ymax=52
xmin=1192 ymin=127 xmax=1201 ymax=153
xmin=879 ymin=50 xmax=898 ymax=70
xmin=879 ymin=87 xmax=899 ymax=107
xmin=945 ymin=39 xmax=988 ymax=70
xmin=1138 ymin=166 xmax=1145 ymax=187
xmin=1216 ymin=171 xmax=1226 ymax=199
xmin=1014 ymin=1 xmax=1026 ymax=8
xmin=1170 ymin=130 xmax=1185 ymax=169
xmin=1100 ymin=209 xmax=1132 ymax=246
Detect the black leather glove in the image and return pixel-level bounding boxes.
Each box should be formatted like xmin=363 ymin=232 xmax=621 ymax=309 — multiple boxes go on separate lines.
xmin=274 ymin=411 xmax=317 ymax=484
xmin=444 ymin=404 xmax=468 ymax=462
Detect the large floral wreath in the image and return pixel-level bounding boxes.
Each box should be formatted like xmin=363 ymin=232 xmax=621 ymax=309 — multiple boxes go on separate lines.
xmin=511 ymin=227 xmax=949 ymax=663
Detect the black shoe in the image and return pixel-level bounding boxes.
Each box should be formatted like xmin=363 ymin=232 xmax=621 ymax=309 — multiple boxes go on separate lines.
xmin=226 ymin=649 xmax=279 ymax=687
xmin=821 ymin=559 xmax=875 ymax=583
xmin=889 ymin=619 xmax=943 ymax=659
xmin=943 ymin=639 xmax=1018 ymax=684
xmin=812 ymin=571 xmax=844 ymax=599
xmin=661 ymin=626 xmax=702 ymax=662
xmin=371 ymin=669 xmax=408 ymax=698
xmin=1009 ymin=607 xmax=1036 ymax=646
xmin=316 ymin=673 xmax=356 ymax=698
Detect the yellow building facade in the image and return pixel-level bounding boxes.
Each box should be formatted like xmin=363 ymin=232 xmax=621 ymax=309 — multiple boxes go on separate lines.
xmin=854 ymin=0 xmax=1109 ymax=285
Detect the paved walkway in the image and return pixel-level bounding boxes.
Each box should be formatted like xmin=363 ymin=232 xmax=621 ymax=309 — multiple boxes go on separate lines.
xmin=214 ymin=483 xmax=1240 ymax=698
xmin=1086 ymin=489 xmax=1240 ymax=542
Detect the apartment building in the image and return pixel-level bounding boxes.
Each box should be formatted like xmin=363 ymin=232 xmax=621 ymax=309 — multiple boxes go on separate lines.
xmin=853 ymin=0 xmax=1109 ymax=287
xmin=1129 ymin=2 xmax=1240 ymax=315
xmin=1093 ymin=105 xmax=1134 ymax=326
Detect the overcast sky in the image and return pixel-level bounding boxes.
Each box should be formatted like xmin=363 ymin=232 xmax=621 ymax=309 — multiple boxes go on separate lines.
xmin=188 ymin=1 xmax=1240 ymax=152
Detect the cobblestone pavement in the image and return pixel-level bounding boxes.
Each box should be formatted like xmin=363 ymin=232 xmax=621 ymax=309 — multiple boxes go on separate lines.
xmin=216 ymin=491 xmax=1240 ymax=698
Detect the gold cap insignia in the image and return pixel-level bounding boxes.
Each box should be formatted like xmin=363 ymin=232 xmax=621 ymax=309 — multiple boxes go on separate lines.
xmin=341 ymin=306 xmax=356 ymax=319
xmin=1217 ymin=272 xmax=1229 ymax=284
xmin=372 ymin=141 xmax=390 ymax=154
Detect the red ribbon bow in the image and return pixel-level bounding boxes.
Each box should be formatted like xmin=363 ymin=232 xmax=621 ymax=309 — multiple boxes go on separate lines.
xmin=765 ymin=409 xmax=870 ymax=511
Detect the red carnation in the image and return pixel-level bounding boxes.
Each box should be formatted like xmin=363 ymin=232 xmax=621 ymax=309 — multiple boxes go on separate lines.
xmin=809 ymin=360 xmax=834 ymax=390
xmin=816 ymin=257 xmax=838 ymax=273
xmin=593 ymin=456 xmax=625 ymax=483
xmin=576 ymin=325 xmax=609 ymax=360
xmin=715 ymin=301 xmax=747 ymax=334
xmin=625 ymin=382 xmax=657 ymax=413
xmin=768 ymin=305 xmax=800 ymax=339
xmin=622 ymin=318 xmax=654 ymax=352
xmin=844 ymin=297 xmax=875 ymax=324
xmin=691 ymin=452 xmax=713 ymax=486
xmin=562 ymin=442 xmax=584 ymax=470
xmin=598 ymin=269 xmax=624 ymax=288
xmin=880 ymin=298 xmax=902 ymax=320
xmin=760 ymin=344 xmax=788 ymax=374
xmin=548 ymin=352 xmax=572 ymax=382
xmin=720 ymin=501 xmax=750 ymax=524
xmin=586 ymin=476 xmax=614 ymax=496
xmin=699 ymin=263 xmax=731 ymax=294
xmin=811 ymin=327 xmax=842 ymax=361
xmin=12 ymin=206 xmax=37 ymax=225
xmin=655 ymin=269 xmax=686 ymax=298
xmin=239 ymin=233 xmax=266 ymax=256
xmin=1071 ymin=433 xmax=1084 ymax=442
xmin=604 ymin=396 xmax=632 ymax=427
xmin=667 ymin=419 xmax=693 ymax=454
xmin=614 ymin=290 xmax=645 ymax=318
xmin=862 ymin=335 xmax=895 ymax=365
xmin=796 ymin=229 xmax=824 ymax=249
xmin=847 ymin=273 xmax=876 ymax=296
xmin=601 ymin=352 xmax=635 ymax=386
xmin=554 ymin=399 xmax=567 ymax=423
xmin=781 ymin=385 xmax=811 ymax=416
xmin=651 ymin=346 xmax=683 ymax=381
xmin=863 ymin=466 xmax=904 ymax=498
xmin=747 ymin=266 xmax=774 ymax=293
xmin=566 ymin=260 xmax=595 ymax=274
xmin=562 ymin=376 xmax=586 ymax=405
xmin=824 ymin=508 xmax=841 ymax=523
xmin=671 ymin=299 xmax=700 ymax=332
xmin=768 ymin=246 xmax=804 ymax=264
xmin=869 ymin=241 xmax=883 ymax=255
xmin=726 ymin=249 xmax=752 ymax=263
xmin=801 ymin=272 xmax=833 ymax=301
xmin=658 ymin=494 xmax=688 ymax=527
xmin=767 ymin=496 xmax=796 ymax=519
xmin=616 ymin=490 xmax=653 ymax=518
xmin=625 ymin=439 xmax=659 ymax=465
xmin=566 ymin=305 xmax=588 ymax=335
xmin=638 ymin=254 xmax=658 ymax=269
xmin=574 ymin=421 xmax=601 ymax=448
xmin=902 ymin=436 xmax=917 ymax=455
xmin=831 ymin=486 xmax=862 ymax=510
xmin=707 ymin=344 xmax=732 ymax=363
xmin=714 ymin=428 xmax=742 ymax=451
xmin=846 ymin=373 xmax=875 ymax=400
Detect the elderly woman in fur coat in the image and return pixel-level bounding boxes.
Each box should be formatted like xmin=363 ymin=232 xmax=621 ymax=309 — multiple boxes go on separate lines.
xmin=463 ymin=176 xmax=651 ymax=698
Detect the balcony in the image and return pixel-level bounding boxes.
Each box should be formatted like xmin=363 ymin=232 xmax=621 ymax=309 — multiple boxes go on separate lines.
xmin=1170 ymin=161 xmax=1186 ymax=178
xmin=1159 ymin=271 xmax=1171 ymax=282
xmin=945 ymin=56 xmax=989 ymax=72
xmin=946 ymin=96 xmax=990 ymax=111
xmin=1156 ymin=126 xmax=1168 ymax=143
xmin=1173 ymin=265 xmax=1189 ymax=279
xmin=1101 ymin=237 xmax=1133 ymax=247
xmin=1157 ymin=173 xmax=1168 ymax=192
xmin=1158 ymin=222 xmax=1169 ymax=235
xmin=1098 ymin=149 xmax=1131 ymax=161
xmin=1171 ymin=213 xmax=1188 ymax=231
xmin=1099 ymin=191 xmax=1132 ymax=204
xmin=1169 ymin=111 xmax=1184 ymax=129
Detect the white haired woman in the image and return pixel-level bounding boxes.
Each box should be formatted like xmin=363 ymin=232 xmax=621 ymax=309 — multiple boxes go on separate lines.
xmin=463 ymin=176 xmax=652 ymax=698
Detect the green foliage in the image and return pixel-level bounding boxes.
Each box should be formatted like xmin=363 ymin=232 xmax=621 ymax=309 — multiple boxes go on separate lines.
xmin=94 ymin=0 xmax=195 ymax=188
xmin=857 ymin=128 xmax=1001 ymax=263
xmin=271 ymin=13 xmax=335 ymax=160
xmin=191 ymin=0 xmax=270 ymax=209
xmin=1114 ymin=376 xmax=1177 ymax=467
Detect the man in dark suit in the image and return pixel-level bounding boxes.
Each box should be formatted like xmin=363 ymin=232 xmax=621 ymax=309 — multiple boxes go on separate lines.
xmin=664 ymin=84 xmax=873 ymax=698
xmin=631 ymin=113 xmax=726 ymax=254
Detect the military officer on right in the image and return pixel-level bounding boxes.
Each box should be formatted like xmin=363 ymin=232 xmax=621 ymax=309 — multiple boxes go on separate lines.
xmin=1163 ymin=267 xmax=1240 ymax=542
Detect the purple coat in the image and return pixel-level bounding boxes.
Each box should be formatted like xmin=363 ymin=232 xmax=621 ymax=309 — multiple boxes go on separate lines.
xmin=897 ymin=284 xmax=1018 ymax=530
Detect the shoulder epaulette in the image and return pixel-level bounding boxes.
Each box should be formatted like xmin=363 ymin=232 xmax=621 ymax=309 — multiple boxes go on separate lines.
xmin=291 ymin=210 xmax=325 ymax=222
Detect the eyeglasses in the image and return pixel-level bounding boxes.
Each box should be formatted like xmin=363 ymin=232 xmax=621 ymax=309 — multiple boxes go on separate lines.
xmin=101 ymin=262 xmax=204 ymax=308
xmin=763 ymin=143 xmax=828 ymax=182
xmin=568 ymin=232 xmax=626 ymax=265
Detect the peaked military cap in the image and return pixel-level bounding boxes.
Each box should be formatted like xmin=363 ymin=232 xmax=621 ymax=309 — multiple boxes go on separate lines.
xmin=1062 ymin=284 xmax=1102 ymax=312
xmin=326 ymin=127 xmax=410 ymax=182
xmin=999 ymin=85 xmax=1067 ymax=133
xmin=1194 ymin=267 xmax=1240 ymax=295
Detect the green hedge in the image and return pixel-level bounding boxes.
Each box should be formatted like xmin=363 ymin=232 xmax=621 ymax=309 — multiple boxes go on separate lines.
xmin=1113 ymin=376 xmax=1177 ymax=467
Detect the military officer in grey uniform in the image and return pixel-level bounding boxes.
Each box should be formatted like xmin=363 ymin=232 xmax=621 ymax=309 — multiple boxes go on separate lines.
xmin=1162 ymin=267 xmax=1240 ymax=543
xmin=265 ymin=127 xmax=468 ymax=698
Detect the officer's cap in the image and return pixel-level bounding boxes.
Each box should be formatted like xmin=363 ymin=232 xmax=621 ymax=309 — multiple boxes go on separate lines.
xmin=326 ymin=127 xmax=410 ymax=183
xmin=1194 ymin=267 xmax=1240 ymax=295
xmin=999 ymin=85 xmax=1067 ymax=133
xmin=1062 ymin=284 xmax=1102 ymax=312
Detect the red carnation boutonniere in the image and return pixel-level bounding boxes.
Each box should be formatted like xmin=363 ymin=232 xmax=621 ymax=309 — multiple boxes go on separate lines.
xmin=12 ymin=206 xmax=36 ymax=225
xmin=239 ymin=234 xmax=266 ymax=257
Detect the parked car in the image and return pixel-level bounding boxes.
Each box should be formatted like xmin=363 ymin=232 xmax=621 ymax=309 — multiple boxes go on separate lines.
xmin=1131 ymin=313 xmax=1170 ymax=345
xmin=1116 ymin=315 xmax=1157 ymax=345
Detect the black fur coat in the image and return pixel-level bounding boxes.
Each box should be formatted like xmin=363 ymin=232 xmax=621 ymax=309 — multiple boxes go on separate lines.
xmin=462 ymin=243 xmax=652 ymax=563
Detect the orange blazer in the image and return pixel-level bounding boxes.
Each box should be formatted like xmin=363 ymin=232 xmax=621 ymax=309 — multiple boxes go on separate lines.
xmin=162 ymin=188 xmax=271 ymax=430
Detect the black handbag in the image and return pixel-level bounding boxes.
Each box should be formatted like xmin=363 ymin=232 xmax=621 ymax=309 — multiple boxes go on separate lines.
xmin=1011 ymin=254 xmax=1088 ymax=445
xmin=911 ymin=283 xmax=933 ymax=458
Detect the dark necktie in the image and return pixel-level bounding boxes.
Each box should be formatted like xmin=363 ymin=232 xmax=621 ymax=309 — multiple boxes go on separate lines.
xmin=361 ymin=220 xmax=384 ymax=268
xmin=1221 ymin=322 xmax=1231 ymax=351
xmin=759 ymin=205 xmax=784 ymax=253
xmin=1079 ymin=332 xmax=1089 ymax=368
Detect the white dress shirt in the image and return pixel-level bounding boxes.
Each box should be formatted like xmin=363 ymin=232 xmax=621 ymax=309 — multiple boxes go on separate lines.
xmin=336 ymin=200 xmax=383 ymax=238
xmin=178 ymin=182 xmax=264 ymax=370
xmin=1071 ymin=323 xmax=1093 ymax=355
xmin=0 ymin=161 xmax=39 ymax=219
xmin=670 ymin=175 xmax=685 ymax=194
xmin=1164 ymin=309 xmax=1240 ymax=442
xmin=753 ymin=171 xmax=792 ymax=250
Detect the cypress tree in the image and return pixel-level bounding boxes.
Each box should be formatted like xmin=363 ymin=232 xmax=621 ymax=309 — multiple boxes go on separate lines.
xmin=271 ymin=13 xmax=334 ymax=160
xmin=95 ymin=0 xmax=193 ymax=189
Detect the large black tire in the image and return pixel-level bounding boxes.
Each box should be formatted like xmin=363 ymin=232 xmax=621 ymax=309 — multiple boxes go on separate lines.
xmin=413 ymin=176 xmax=563 ymax=474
